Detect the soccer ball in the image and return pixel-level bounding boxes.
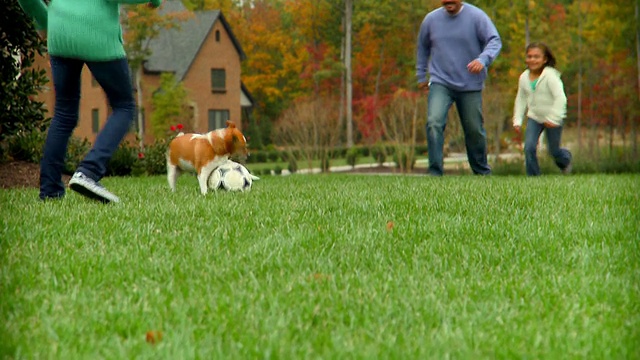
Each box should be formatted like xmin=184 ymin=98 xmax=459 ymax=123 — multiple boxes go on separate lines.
xmin=208 ymin=160 xmax=257 ymax=192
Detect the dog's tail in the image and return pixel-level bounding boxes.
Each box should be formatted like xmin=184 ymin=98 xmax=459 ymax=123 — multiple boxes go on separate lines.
xmin=249 ymin=174 xmax=260 ymax=181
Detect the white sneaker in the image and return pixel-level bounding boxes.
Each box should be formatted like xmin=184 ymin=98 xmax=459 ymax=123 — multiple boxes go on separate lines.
xmin=69 ymin=172 xmax=120 ymax=203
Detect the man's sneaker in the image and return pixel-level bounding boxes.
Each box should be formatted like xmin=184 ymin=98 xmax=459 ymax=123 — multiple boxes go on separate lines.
xmin=69 ymin=172 xmax=120 ymax=204
xmin=562 ymin=162 xmax=573 ymax=175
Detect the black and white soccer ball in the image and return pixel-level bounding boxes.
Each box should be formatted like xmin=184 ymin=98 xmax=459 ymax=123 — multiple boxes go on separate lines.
xmin=208 ymin=160 xmax=258 ymax=192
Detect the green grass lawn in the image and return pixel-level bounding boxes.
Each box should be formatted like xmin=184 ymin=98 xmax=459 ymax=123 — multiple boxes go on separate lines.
xmin=1 ymin=173 xmax=639 ymax=359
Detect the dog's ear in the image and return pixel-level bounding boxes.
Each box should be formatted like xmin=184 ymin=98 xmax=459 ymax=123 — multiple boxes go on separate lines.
xmin=226 ymin=120 xmax=236 ymax=129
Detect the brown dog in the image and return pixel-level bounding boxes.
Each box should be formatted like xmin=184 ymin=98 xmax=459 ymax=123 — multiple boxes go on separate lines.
xmin=166 ymin=121 xmax=248 ymax=195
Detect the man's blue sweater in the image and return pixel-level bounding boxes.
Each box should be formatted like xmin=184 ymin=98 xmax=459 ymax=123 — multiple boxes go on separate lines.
xmin=416 ymin=3 xmax=502 ymax=91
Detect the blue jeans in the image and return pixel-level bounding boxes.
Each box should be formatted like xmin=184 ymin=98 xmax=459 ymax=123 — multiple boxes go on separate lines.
xmin=40 ymin=56 xmax=135 ymax=200
xmin=426 ymin=83 xmax=491 ymax=176
xmin=523 ymin=119 xmax=572 ymax=176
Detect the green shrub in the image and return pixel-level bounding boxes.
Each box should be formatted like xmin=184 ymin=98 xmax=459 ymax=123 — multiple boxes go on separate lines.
xmin=274 ymin=165 xmax=283 ymax=175
xmin=267 ymin=150 xmax=280 ymax=162
xmin=4 ymin=128 xmax=46 ymax=163
xmin=359 ymin=146 xmax=370 ymax=157
xmin=346 ymin=147 xmax=359 ymax=168
xmin=143 ymin=139 xmax=168 ymax=175
xmin=415 ymin=144 xmax=428 ymax=156
xmin=393 ymin=150 xmax=416 ymax=170
xmin=64 ymin=137 xmax=91 ymax=174
xmin=332 ymin=146 xmax=348 ymax=158
xmin=287 ymin=158 xmax=298 ymax=173
xmin=254 ymin=151 xmax=268 ymax=163
xmin=106 ymin=141 xmax=136 ymax=176
xmin=370 ymin=146 xmax=386 ymax=165
xmin=0 ymin=1 xmax=50 ymax=146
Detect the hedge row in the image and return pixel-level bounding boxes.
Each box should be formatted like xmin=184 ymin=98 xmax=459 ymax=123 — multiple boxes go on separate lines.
xmin=1 ymin=129 xmax=428 ymax=177
xmin=246 ymin=144 xmax=429 ymax=164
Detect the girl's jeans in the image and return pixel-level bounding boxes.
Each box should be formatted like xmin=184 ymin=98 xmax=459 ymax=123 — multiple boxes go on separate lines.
xmin=523 ymin=119 xmax=572 ymax=176
xmin=40 ymin=56 xmax=135 ymax=200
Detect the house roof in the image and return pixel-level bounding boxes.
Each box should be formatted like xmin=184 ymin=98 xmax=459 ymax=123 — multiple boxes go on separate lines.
xmin=241 ymin=82 xmax=255 ymax=108
xmin=144 ymin=0 xmax=247 ymax=81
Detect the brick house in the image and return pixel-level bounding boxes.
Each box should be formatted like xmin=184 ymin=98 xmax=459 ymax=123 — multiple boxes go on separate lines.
xmin=31 ymin=1 xmax=253 ymax=144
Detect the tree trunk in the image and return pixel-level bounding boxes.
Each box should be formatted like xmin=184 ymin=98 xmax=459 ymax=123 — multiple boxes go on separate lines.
xmin=634 ymin=0 xmax=639 ymax=157
xmin=339 ymin=16 xmax=345 ymax=146
xmin=637 ymin=0 xmax=640 ymax=104
xmin=345 ymin=0 xmax=353 ymax=148
xmin=577 ymin=0 xmax=583 ymax=151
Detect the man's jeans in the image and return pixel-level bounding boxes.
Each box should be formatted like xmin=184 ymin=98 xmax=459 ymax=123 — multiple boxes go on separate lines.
xmin=524 ymin=119 xmax=572 ymax=176
xmin=40 ymin=56 xmax=135 ymax=200
xmin=426 ymin=83 xmax=491 ymax=176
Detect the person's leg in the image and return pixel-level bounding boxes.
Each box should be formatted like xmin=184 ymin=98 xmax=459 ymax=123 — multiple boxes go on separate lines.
xmin=39 ymin=56 xmax=84 ymax=200
xmin=426 ymin=83 xmax=454 ymax=176
xmin=545 ymin=125 xmax=572 ymax=173
xmin=523 ymin=120 xmax=544 ymax=176
xmin=69 ymin=58 xmax=135 ymax=203
xmin=79 ymin=58 xmax=135 ymax=180
xmin=455 ymin=90 xmax=491 ymax=175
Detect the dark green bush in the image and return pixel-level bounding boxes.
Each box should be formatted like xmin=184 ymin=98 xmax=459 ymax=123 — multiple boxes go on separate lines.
xmin=106 ymin=141 xmax=136 ymax=176
xmin=64 ymin=136 xmax=91 ymax=174
xmin=274 ymin=165 xmax=283 ymax=175
xmin=254 ymin=151 xmax=268 ymax=163
xmin=346 ymin=147 xmax=359 ymax=168
xmin=287 ymin=158 xmax=298 ymax=173
xmin=359 ymin=146 xmax=370 ymax=157
xmin=267 ymin=150 xmax=280 ymax=162
xmin=370 ymin=146 xmax=386 ymax=165
xmin=143 ymin=139 xmax=169 ymax=175
xmin=415 ymin=144 xmax=428 ymax=156
xmin=3 ymin=129 xmax=46 ymax=163
xmin=1 ymin=0 xmax=50 ymax=147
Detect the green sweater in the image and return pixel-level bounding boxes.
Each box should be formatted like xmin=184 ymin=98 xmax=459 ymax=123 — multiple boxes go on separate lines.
xmin=18 ymin=0 xmax=162 ymax=61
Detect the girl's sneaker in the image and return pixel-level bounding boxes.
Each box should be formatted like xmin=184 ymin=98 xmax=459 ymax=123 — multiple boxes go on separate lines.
xmin=69 ymin=172 xmax=120 ymax=203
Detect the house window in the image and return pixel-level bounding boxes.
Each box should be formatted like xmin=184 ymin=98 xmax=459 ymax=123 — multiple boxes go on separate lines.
xmin=91 ymin=109 xmax=100 ymax=133
xmin=215 ymin=30 xmax=220 ymax=42
xmin=210 ymin=69 xmax=226 ymax=92
xmin=208 ymin=109 xmax=229 ymax=130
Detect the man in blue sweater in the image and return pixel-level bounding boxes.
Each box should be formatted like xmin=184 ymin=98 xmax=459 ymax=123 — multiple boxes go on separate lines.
xmin=416 ymin=0 xmax=502 ymax=176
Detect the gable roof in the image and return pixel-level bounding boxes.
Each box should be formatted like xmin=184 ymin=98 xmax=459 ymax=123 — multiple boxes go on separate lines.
xmin=143 ymin=0 xmax=246 ymax=81
xmin=241 ymin=82 xmax=255 ymax=108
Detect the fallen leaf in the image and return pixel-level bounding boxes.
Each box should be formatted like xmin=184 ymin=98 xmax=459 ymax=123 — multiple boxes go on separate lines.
xmin=146 ymin=330 xmax=163 ymax=344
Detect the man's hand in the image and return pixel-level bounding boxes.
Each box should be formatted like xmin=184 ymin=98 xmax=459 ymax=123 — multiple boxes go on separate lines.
xmin=513 ymin=125 xmax=521 ymax=134
xmin=543 ymin=121 xmax=559 ymax=128
xmin=467 ymin=59 xmax=484 ymax=74
xmin=418 ymin=82 xmax=429 ymax=93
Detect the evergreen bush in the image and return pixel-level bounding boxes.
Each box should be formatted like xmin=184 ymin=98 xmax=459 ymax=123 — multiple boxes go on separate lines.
xmin=1 ymin=0 xmax=50 ymax=149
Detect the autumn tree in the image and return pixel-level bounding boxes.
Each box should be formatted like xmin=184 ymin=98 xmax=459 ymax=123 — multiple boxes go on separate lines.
xmin=273 ymin=97 xmax=341 ymax=172
xmin=121 ymin=4 xmax=190 ymax=148
xmin=375 ymin=89 xmax=426 ymax=173
xmin=150 ymin=73 xmax=192 ymax=138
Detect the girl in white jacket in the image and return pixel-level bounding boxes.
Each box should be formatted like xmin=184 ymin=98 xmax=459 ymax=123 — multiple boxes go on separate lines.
xmin=513 ymin=42 xmax=572 ymax=176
